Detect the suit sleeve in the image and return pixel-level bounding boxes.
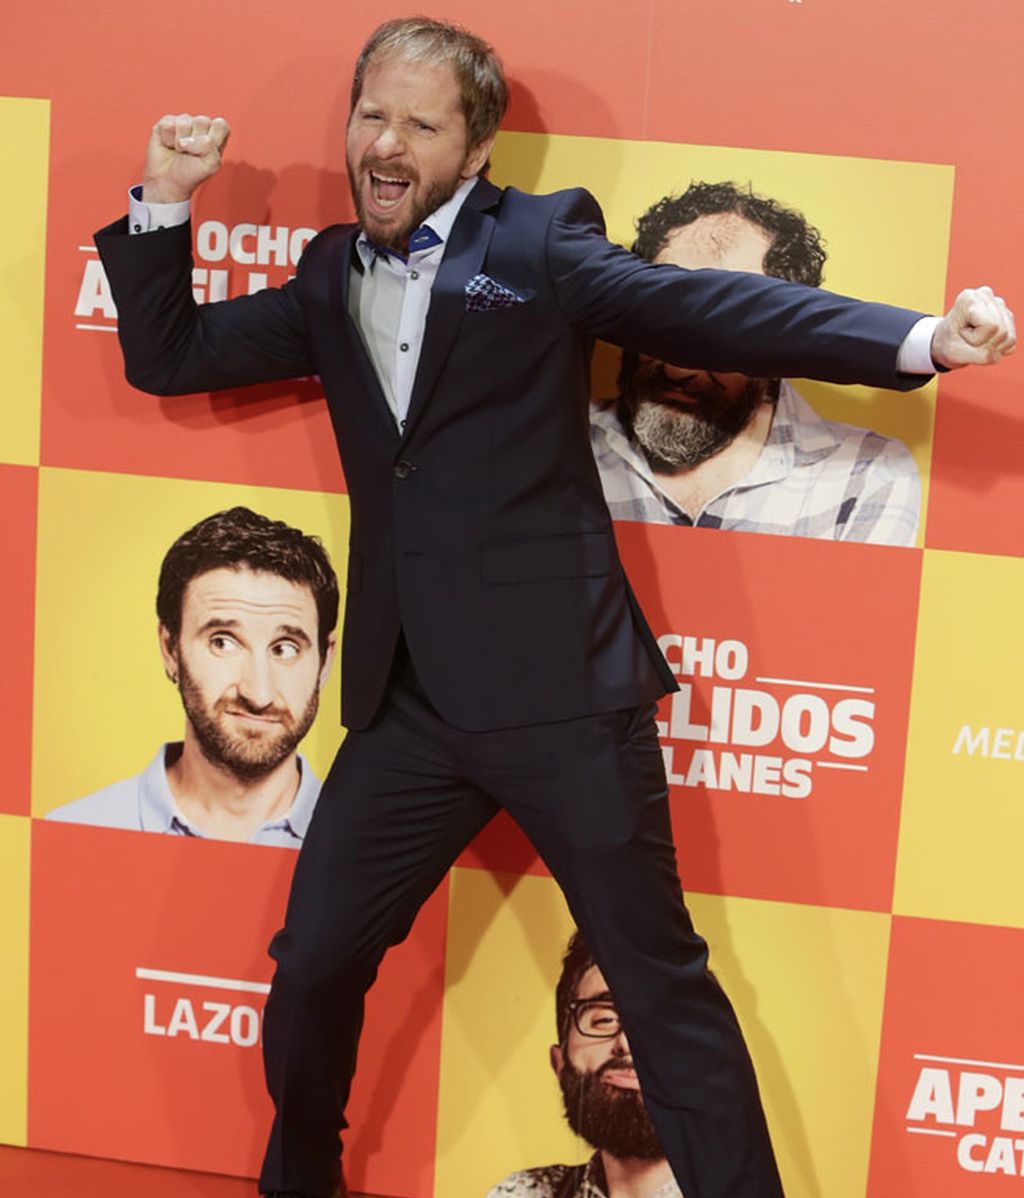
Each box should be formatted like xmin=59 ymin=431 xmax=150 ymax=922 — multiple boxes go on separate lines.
xmin=544 ymin=189 xmax=931 ymax=393
xmin=94 ymin=217 xmax=316 ymax=396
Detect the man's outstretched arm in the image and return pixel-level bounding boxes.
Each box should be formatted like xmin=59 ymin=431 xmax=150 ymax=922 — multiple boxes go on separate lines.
xmin=545 ymin=188 xmax=1016 ymax=388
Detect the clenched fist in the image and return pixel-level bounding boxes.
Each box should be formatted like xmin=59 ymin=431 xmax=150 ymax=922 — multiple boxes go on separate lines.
xmin=931 ymin=286 xmax=1016 ymax=369
xmin=142 ymin=113 xmax=231 ymax=205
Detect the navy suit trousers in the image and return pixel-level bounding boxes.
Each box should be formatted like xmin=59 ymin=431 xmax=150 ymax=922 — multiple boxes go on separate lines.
xmin=258 ymin=653 xmax=784 ymax=1198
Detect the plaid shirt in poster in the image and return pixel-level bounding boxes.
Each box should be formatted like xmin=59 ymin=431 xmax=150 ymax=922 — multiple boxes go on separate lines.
xmin=486 ymin=1153 xmax=681 ymax=1198
xmin=589 ymin=382 xmax=920 ymax=546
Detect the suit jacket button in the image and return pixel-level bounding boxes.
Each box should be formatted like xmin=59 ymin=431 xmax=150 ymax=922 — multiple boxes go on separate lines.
xmin=394 ymin=460 xmax=413 ymax=479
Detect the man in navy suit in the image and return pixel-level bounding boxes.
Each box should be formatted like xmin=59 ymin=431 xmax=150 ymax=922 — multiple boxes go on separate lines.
xmin=95 ymin=18 xmax=1015 ymax=1198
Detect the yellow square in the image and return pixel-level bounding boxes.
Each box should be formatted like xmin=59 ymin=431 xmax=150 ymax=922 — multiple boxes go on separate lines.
xmin=688 ymin=893 xmax=890 ymax=1198
xmin=435 ymin=869 xmax=579 ymax=1197
xmin=435 ymin=867 xmax=890 ymax=1198
xmin=32 ymin=467 xmax=349 ymax=815
xmin=492 ymin=132 xmax=953 ymax=539
xmin=0 ymin=815 xmax=30 ymax=1145
xmin=0 ymin=97 xmax=49 ymax=467
xmin=894 ymin=549 xmax=1024 ymax=925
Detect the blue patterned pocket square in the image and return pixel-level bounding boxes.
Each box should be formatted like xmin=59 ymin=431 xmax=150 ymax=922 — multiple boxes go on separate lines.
xmin=465 ymin=273 xmax=527 ymax=312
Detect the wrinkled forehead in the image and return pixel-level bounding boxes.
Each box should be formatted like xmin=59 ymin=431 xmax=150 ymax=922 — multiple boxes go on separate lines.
xmin=179 ymin=566 xmax=318 ymax=630
xmin=357 ymin=49 xmax=463 ymax=107
xmin=658 ymin=213 xmax=771 ymax=275
xmin=353 ymin=53 xmax=469 ymax=142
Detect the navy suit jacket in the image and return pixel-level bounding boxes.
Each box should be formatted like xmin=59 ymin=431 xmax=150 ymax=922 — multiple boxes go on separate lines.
xmin=96 ymin=177 xmax=927 ymax=731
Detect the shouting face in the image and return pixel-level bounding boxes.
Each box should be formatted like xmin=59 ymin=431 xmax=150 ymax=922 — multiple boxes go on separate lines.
xmin=346 ymin=54 xmax=493 ymax=254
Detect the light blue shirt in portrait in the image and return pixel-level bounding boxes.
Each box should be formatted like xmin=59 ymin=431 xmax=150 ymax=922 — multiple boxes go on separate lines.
xmin=45 ymin=742 xmax=320 ymax=848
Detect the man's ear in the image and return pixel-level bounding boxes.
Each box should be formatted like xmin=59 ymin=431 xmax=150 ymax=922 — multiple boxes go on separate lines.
xmin=318 ymin=632 xmax=338 ymax=689
xmin=549 ymin=1044 xmax=564 ymax=1077
xmin=158 ymin=624 xmax=179 ymax=683
xmin=462 ymin=135 xmax=496 ymax=180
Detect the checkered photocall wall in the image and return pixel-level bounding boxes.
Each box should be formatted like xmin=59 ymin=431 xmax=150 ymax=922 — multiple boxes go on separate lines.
xmin=2 ymin=2 xmax=1022 ymax=1196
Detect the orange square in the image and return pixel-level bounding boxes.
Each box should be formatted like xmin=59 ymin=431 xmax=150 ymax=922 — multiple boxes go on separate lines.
xmin=42 ymin=152 xmax=344 ymax=492
xmin=0 ymin=467 xmax=37 ymax=816
xmin=32 ymin=1 xmax=366 ymax=492
xmin=644 ymin=0 xmax=994 ymax=164
xmin=927 ymin=360 xmax=1024 ymax=557
xmin=617 ymin=523 xmax=920 ymax=910
xmin=28 ymin=821 xmax=446 ymax=1196
xmin=869 ymin=916 xmax=1024 ymax=1195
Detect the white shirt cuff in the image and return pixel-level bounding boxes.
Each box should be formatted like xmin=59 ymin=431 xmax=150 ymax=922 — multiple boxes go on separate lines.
xmin=128 ymin=184 xmax=191 ymax=234
xmin=896 ymin=315 xmax=941 ymax=374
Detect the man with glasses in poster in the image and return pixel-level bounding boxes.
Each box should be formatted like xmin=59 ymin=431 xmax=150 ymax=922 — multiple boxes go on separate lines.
xmin=488 ymin=931 xmax=680 ymax=1198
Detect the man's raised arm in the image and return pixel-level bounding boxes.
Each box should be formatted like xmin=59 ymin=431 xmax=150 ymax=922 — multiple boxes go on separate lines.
xmin=95 ymin=114 xmax=316 ymax=397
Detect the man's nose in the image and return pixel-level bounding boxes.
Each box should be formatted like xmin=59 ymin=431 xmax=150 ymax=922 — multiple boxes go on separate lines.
xmin=371 ymin=123 xmax=406 ymax=158
xmin=236 ymin=653 xmax=276 ymax=708
xmin=662 ymin=362 xmax=703 ymax=383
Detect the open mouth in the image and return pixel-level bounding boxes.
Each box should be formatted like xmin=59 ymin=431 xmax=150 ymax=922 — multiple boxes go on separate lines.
xmin=656 ymin=369 xmax=703 ymax=402
xmin=369 ymin=171 xmax=412 ymax=209
xmin=659 ymin=387 xmax=699 ymax=407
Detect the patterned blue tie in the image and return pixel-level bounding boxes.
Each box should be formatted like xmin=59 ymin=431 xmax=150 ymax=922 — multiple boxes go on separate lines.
xmin=364 ymin=224 xmax=442 ymax=267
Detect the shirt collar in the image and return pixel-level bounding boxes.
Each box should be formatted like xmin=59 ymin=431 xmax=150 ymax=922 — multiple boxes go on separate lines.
xmin=262 ymin=755 xmax=319 ymax=838
xmin=139 ymin=743 xmax=184 ymax=833
xmin=355 ymin=174 xmax=478 ymax=268
xmin=580 ymin=1154 xmax=607 ymax=1197
xmin=138 ymin=743 xmax=316 ymax=842
xmin=578 ymin=1153 xmax=679 ymax=1198
xmin=752 ymin=380 xmax=843 ymax=484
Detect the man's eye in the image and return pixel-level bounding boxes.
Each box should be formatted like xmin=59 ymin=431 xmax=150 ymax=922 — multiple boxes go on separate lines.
xmin=272 ymin=641 xmax=301 ymax=660
xmin=415 ymin=122 xmax=436 ymax=133
xmin=209 ymin=634 xmax=238 ymax=653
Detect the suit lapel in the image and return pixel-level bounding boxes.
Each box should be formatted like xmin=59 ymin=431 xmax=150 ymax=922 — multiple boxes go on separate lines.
xmin=328 ymin=229 xmax=400 ymax=440
xmin=401 ymin=178 xmax=502 ymax=441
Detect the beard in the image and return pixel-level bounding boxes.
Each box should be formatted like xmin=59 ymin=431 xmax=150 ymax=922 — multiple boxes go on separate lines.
xmin=620 ymin=356 xmax=769 ymax=472
xmin=178 ymin=659 xmax=320 ymax=782
xmin=347 ymin=152 xmax=466 ymax=254
xmin=558 ymin=1055 xmax=665 ymax=1162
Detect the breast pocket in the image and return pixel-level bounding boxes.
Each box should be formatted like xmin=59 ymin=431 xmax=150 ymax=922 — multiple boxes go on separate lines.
xmin=462 ymin=302 xmax=539 ymax=335
xmin=463 ymin=277 xmax=536 ymax=315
